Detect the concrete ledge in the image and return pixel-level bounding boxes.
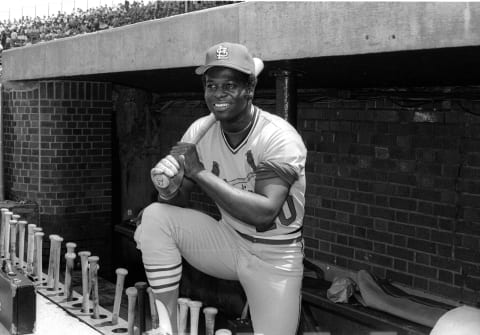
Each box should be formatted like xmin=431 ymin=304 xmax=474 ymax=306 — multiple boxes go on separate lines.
xmin=3 ymin=2 xmax=480 ymax=81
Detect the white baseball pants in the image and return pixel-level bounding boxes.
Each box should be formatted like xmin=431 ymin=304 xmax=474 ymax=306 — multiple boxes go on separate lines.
xmin=134 ymin=202 xmax=304 ymax=335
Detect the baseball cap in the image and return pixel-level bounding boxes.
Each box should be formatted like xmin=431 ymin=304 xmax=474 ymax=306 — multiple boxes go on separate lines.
xmin=195 ymin=42 xmax=255 ymax=76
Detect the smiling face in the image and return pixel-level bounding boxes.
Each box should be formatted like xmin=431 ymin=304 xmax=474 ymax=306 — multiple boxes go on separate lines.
xmin=203 ymin=66 xmax=252 ymax=126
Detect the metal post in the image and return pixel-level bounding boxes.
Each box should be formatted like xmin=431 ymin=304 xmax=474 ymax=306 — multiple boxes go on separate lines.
xmin=271 ymin=69 xmax=299 ymax=128
xmin=0 ymin=84 xmax=4 ymax=201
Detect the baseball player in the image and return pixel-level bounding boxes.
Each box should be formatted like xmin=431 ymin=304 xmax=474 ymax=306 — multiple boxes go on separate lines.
xmin=134 ymin=42 xmax=307 ymax=335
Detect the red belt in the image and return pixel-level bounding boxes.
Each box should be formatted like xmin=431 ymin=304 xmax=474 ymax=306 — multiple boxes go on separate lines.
xmin=235 ymin=230 xmax=302 ymax=245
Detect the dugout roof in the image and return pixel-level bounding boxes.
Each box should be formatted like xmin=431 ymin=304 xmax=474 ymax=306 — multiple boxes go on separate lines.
xmin=2 ymin=2 xmax=480 ymax=91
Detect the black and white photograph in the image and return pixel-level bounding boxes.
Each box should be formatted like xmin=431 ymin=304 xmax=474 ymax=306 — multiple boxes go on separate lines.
xmin=0 ymin=1 xmax=480 ymax=334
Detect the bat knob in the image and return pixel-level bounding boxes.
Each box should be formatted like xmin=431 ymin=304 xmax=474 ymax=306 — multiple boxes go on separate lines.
xmin=152 ymin=173 xmax=170 ymax=188
xmin=153 ymin=169 xmax=184 ymax=200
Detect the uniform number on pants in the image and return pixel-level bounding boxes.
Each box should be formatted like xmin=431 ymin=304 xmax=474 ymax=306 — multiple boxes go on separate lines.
xmin=278 ymin=195 xmax=296 ymax=226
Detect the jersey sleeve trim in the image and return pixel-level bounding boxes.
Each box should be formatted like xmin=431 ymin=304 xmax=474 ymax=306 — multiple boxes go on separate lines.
xmin=255 ymin=160 xmax=298 ymax=185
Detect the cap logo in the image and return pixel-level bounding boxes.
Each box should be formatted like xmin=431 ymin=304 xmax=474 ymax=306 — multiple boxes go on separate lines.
xmin=216 ymin=45 xmax=229 ymax=60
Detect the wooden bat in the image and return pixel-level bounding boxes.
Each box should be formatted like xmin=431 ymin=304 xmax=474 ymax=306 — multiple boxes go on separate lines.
xmin=53 ymin=235 xmax=64 ymax=292
xmin=34 ymin=231 xmax=44 ymax=282
xmin=112 ymin=268 xmax=128 ymax=325
xmin=11 ymin=214 xmax=21 ymax=263
xmin=26 ymin=223 xmax=36 ymax=274
xmin=17 ymin=220 xmax=27 ymax=268
xmin=177 ymin=297 xmax=191 ymax=335
xmin=126 ymin=286 xmax=138 ymax=335
xmin=78 ymin=250 xmax=91 ymax=313
xmin=47 ymin=234 xmax=59 ymax=287
xmin=146 ymin=287 xmax=159 ymax=329
xmin=88 ymin=255 xmax=100 ymax=319
xmin=203 ymin=307 xmax=218 ymax=335
xmin=151 ymin=113 xmax=216 ymax=194
xmin=134 ymin=281 xmax=148 ymax=334
xmin=188 ymin=300 xmax=202 ymax=335
xmin=0 ymin=208 xmax=8 ymax=258
xmin=66 ymin=242 xmax=77 ymax=254
xmin=4 ymin=211 xmax=12 ymax=260
xmin=64 ymin=252 xmax=76 ymax=301
xmin=32 ymin=227 xmax=42 ymax=277
xmin=9 ymin=219 xmax=18 ymax=264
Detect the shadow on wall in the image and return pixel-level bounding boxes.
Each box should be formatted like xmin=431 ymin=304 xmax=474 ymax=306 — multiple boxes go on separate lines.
xmin=112 ymin=85 xmax=210 ymax=223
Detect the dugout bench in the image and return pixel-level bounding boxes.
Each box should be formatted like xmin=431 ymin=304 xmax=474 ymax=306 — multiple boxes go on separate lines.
xmin=300 ymin=268 xmax=432 ymax=335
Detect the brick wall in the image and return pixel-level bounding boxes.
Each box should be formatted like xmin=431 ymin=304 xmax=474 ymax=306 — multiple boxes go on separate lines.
xmin=2 ymin=80 xmax=113 ymax=275
xmin=298 ymin=88 xmax=480 ymax=305
xmin=5 ymin=80 xmax=477 ymax=303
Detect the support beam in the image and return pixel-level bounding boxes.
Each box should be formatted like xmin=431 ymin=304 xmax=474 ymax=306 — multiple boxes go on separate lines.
xmin=271 ymin=68 xmax=299 ymax=127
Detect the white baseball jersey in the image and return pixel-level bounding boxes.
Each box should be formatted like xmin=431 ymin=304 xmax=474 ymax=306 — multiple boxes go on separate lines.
xmin=181 ymin=106 xmax=307 ymax=240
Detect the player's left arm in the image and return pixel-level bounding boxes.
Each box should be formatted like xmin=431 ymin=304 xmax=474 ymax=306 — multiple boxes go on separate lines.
xmin=187 ymin=165 xmax=290 ymax=230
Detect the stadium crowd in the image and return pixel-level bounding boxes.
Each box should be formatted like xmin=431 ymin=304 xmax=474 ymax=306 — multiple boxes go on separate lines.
xmin=0 ymin=1 xmax=236 ymax=50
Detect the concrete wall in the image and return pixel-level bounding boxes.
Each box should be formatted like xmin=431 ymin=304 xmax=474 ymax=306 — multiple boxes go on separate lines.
xmin=3 ymin=2 xmax=480 ymax=81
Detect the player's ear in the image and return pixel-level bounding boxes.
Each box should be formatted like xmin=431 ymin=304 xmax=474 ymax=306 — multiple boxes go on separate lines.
xmin=245 ymin=74 xmax=257 ymax=100
xmin=245 ymin=87 xmax=254 ymax=100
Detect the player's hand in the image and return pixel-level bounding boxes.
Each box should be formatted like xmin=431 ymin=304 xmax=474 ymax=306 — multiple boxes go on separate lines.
xmin=170 ymin=142 xmax=204 ymax=178
xmin=150 ymin=154 xmax=181 ymax=179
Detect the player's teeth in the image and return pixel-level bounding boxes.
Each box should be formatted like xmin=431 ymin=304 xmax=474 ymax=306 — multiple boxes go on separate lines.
xmin=215 ymin=103 xmax=228 ymax=107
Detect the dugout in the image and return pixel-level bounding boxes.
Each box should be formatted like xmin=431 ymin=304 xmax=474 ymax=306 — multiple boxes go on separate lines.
xmin=1 ymin=1 xmax=480 ymax=332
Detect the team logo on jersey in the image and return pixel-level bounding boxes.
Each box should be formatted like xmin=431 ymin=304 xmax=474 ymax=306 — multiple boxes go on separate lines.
xmin=216 ymin=45 xmax=229 ymax=60
xmin=246 ymin=150 xmax=256 ymax=170
xmin=211 ymin=161 xmax=220 ymax=176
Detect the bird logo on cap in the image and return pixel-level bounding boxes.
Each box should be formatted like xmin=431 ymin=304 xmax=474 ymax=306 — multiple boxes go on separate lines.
xmin=216 ymin=45 xmax=229 ymax=60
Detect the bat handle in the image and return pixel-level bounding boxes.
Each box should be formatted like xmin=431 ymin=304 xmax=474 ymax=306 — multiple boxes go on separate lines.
xmin=18 ymin=220 xmax=27 ymax=269
xmin=188 ymin=300 xmax=203 ymax=335
xmin=112 ymin=268 xmax=128 ymax=325
xmin=64 ymin=252 xmax=76 ymax=301
xmin=9 ymin=220 xmax=18 ymax=264
xmin=34 ymin=232 xmax=44 ymax=282
xmin=134 ymin=281 xmax=148 ymax=334
xmin=126 ymin=287 xmax=138 ymax=335
xmin=78 ymin=251 xmax=91 ymax=313
xmin=204 ymin=307 xmax=218 ymax=335
xmin=88 ymin=256 xmax=100 ymax=319
xmin=177 ymin=297 xmax=191 ymax=335
xmin=147 ymin=287 xmax=159 ymax=329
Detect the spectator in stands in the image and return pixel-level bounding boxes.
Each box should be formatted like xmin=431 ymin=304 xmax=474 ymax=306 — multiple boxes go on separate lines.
xmin=0 ymin=1 xmax=238 ymax=51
